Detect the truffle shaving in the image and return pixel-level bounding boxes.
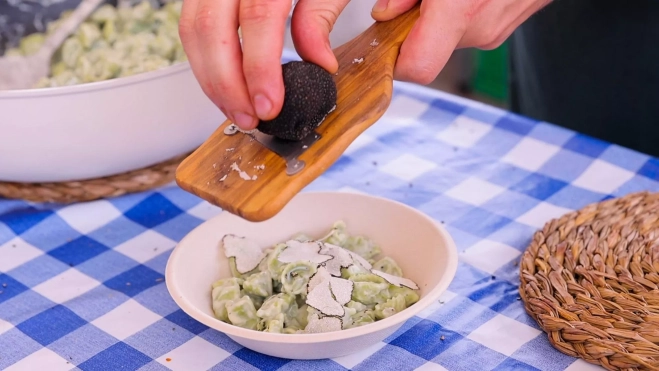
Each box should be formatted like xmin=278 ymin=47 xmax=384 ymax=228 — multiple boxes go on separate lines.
xmin=222 ymin=235 xmax=266 ymax=274
xmin=319 ymin=243 xmax=354 ymax=276
xmin=348 ymin=251 xmax=373 ymax=270
xmin=372 ymin=269 xmax=419 ymax=290
xmin=277 ymin=240 xmax=333 ymax=265
xmin=329 ymin=277 xmax=353 ymax=306
xmin=306 ymin=279 xmax=344 ymax=317
xmin=308 ymin=266 xmax=332 ymax=293
xmin=305 ymin=313 xmax=342 ymax=333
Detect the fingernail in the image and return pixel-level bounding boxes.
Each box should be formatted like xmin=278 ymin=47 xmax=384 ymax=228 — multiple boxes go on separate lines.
xmin=233 ymin=112 xmax=255 ymax=129
xmin=254 ymin=94 xmax=272 ymax=119
xmin=372 ymin=0 xmax=389 ymax=13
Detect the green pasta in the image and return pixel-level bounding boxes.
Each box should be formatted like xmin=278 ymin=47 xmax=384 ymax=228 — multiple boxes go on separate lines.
xmin=243 ymin=271 xmax=273 ymax=298
xmin=226 ymin=296 xmax=259 ymax=330
xmin=280 ymin=261 xmax=317 ymax=296
xmin=4 ymin=0 xmax=187 ymax=88
xmin=211 ymin=221 xmax=420 ymax=334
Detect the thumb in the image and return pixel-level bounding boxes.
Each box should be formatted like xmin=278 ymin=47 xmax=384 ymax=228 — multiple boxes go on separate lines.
xmin=290 ymin=0 xmax=351 ymax=73
xmin=371 ymin=0 xmax=419 ymax=21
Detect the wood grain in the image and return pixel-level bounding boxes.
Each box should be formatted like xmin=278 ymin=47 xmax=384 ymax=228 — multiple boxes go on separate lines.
xmin=175 ymin=4 xmax=421 ymax=222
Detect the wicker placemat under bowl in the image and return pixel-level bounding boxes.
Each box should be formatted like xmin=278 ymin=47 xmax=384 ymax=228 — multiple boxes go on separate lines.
xmin=520 ymin=191 xmax=659 ymax=371
xmin=0 ymin=153 xmax=188 ymax=204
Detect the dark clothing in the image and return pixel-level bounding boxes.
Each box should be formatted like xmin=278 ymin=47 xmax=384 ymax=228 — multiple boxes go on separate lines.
xmin=508 ymin=0 xmax=659 ymax=157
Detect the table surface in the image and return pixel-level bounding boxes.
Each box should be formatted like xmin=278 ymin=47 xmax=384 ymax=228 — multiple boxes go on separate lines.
xmin=3 ymin=50 xmax=659 ymax=371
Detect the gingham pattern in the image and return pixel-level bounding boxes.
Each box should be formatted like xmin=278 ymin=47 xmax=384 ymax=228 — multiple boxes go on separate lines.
xmin=2 ymin=51 xmax=657 ymax=371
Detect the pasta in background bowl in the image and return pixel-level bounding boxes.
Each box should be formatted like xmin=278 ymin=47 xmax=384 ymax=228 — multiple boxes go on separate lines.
xmin=5 ymin=0 xmax=187 ymax=88
xmin=165 ymin=191 xmax=459 ymax=360
xmin=0 ymin=0 xmax=226 ymax=182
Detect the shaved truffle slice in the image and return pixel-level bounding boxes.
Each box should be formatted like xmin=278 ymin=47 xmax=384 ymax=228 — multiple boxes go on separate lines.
xmin=348 ymin=251 xmax=372 ymax=271
xmin=277 ymin=240 xmax=333 ymax=265
xmin=306 ymin=279 xmax=344 ymax=317
xmin=222 ymin=235 xmax=265 ymax=274
xmin=257 ymin=61 xmax=337 ymax=141
xmin=308 ymin=266 xmax=332 ymax=293
xmin=319 ymin=243 xmax=354 ymax=276
xmin=371 ymin=269 xmax=419 ymax=290
xmin=329 ymin=277 xmax=354 ymax=306
xmin=305 ymin=313 xmax=342 ymax=333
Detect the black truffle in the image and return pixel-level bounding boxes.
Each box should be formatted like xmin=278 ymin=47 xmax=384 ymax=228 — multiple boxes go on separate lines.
xmin=257 ymin=61 xmax=337 ymax=141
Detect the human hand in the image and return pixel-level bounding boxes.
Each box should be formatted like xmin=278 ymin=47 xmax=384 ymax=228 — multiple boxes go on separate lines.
xmin=371 ymin=0 xmax=552 ymax=84
xmin=178 ymin=0 xmax=550 ymax=131
xmin=178 ymin=0 xmax=353 ymax=131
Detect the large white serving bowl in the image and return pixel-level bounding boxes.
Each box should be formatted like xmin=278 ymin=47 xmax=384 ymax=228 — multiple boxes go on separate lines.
xmin=165 ymin=191 xmax=459 ymax=360
xmin=0 ymin=61 xmax=224 ymax=183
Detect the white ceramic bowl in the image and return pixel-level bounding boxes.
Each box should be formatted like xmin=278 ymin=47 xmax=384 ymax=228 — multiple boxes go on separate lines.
xmin=165 ymin=191 xmax=458 ymax=360
xmin=0 ymin=62 xmax=224 ymax=183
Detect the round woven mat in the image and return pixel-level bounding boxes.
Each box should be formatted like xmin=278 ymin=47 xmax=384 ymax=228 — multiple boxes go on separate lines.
xmin=0 ymin=153 xmax=188 ymax=204
xmin=520 ymin=191 xmax=659 ymax=371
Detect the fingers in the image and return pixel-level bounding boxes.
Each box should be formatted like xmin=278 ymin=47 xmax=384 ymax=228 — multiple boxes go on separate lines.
xmin=386 ymin=0 xmax=547 ymax=84
xmin=182 ymin=0 xmax=258 ymax=130
xmin=481 ymin=0 xmax=552 ymax=49
xmin=371 ymin=0 xmax=418 ymax=21
xmin=239 ymin=0 xmax=293 ymax=121
xmin=458 ymin=0 xmax=551 ymax=50
xmin=290 ymin=0 xmax=351 ymax=74
xmin=394 ymin=0 xmax=467 ymax=84
xmin=179 ymin=0 xmax=215 ymax=114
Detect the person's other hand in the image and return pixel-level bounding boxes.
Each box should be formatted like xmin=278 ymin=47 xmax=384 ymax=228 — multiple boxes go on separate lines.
xmin=371 ymin=0 xmax=551 ymax=84
xmin=178 ymin=0 xmax=353 ymax=131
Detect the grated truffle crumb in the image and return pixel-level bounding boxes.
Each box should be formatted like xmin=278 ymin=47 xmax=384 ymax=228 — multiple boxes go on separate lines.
xmin=230 ymin=162 xmax=252 ymax=181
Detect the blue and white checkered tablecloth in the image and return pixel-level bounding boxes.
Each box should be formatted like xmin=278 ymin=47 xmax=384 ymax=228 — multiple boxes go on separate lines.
xmin=3 ymin=51 xmax=659 ymax=371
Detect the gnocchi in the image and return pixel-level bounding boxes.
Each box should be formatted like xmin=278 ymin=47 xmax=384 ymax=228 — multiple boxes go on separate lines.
xmin=211 ymin=221 xmax=420 ymax=334
xmin=4 ymin=0 xmax=186 ymax=88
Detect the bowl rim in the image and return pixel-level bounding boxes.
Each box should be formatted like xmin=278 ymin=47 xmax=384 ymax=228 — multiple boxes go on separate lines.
xmin=0 ymin=60 xmax=192 ymax=99
xmin=0 ymin=47 xmax=306 ymax=100
xmin=165 ymin=191 xmax=459 ymax=344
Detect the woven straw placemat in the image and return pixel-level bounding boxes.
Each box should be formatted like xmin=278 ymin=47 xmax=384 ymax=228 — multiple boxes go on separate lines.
xmin=520 ymin=191 xmax=659 ymax=371
xmin=0 ymin=153 xmax=188 ymax=204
